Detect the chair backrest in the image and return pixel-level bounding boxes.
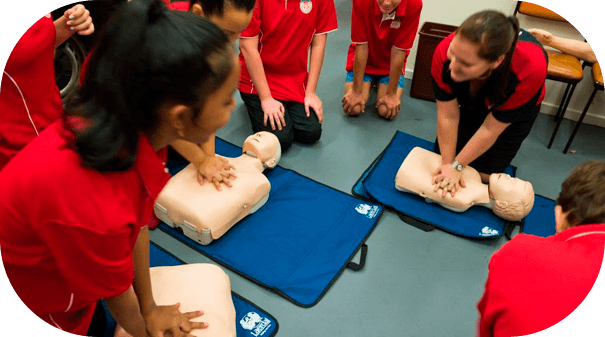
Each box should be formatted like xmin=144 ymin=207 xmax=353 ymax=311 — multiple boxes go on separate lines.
xmin=514 ymin=1 xmax=567 ymax=22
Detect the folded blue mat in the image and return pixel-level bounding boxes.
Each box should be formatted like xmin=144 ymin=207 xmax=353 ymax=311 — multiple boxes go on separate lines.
xmin=103 ymin=242 xmax=278 ymax=337
xmin=161 ymin=138 xmax=382 ymax=308
xmin=352 ymin=131 xmax=517 ymax=239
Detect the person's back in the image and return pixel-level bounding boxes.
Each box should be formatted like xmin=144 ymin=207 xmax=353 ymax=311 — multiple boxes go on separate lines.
xmin=477 ymin=161 xmax=605 ymax=336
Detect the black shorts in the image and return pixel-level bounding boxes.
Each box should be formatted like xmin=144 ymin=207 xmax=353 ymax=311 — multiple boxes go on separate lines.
xmin=86 ymin=300 xmax=107 ymax=337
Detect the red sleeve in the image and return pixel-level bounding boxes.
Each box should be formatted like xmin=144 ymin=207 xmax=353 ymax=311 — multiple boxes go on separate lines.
xmin=39 ymin=220 xmax=136 ymax=301
xmin=494 ymin=44 xmax=547 ymax=112
xmin=477 ymin=272 xmax=496 ymax=337
xmin=350 ymin=0 xmax=367 ymax=43
xmin=393 ymin=0 xmax=423 ymax=50
xmin=240 ymin=0 xmax=262 ymax=38
xmin=316 ymin=0 xmax=338 ymax=34
xmin=430 ymin=33 xmax=456 ymax=101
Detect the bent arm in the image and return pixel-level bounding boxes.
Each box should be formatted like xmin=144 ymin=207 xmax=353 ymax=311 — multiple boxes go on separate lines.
xmin=352 ymin=43 xmax=369 ymax=93
xmin=386 ymin=48 xmax=408 ymax=95
xmin=105 ymin=286 xmax=149 ymax=337
xmin=456 ymin=113 xmax=510 ymax=166
xmin=548 ymin=36 xmax=597 ymax=63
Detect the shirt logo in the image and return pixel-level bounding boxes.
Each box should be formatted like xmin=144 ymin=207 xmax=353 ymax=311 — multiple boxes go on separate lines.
xmin=390 ymin=19 xmax=401 ymax=29
xmin=300 ymin=0 xmax=312 ymax=14
xmin=240 ymin=311 xmax=272 ymax=336
xmin=479 ymin=226 xmax=499 ymax=237
xmin=355 ymin=204 xmax=380 ymax=219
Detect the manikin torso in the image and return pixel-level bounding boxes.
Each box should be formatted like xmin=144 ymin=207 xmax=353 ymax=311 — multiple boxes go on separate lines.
xmin=395 ymin=147 xmax=534 ymax=221
xmin=154 ymin=132 xmax=281 ymax=244
xmin=395 ymin=147 xmax=492 ymax=212
xmin=114 ymin=264 xmax=235 ymax=337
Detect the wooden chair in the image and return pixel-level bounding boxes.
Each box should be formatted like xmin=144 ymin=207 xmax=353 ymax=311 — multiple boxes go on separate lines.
xmin=513 ymin=1 xmax=584 ymax=149
xmin=560 ymin=62 xmax=603 ymax=153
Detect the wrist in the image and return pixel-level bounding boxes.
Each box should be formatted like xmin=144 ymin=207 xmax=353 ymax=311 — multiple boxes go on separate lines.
xmin=450 ymin=159 xmax=464 ymax=172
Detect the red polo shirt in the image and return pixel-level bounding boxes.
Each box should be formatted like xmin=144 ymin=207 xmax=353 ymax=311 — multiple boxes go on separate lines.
xmin=346 ymin=0 xmax=423 ymax=76
xmin=238 ymin=0 xmax=338 ymax=103
xmin=0 ymin=16 xmax=63 ymax=171
xmin=0 ymin=121 xmax=170 ymax=335
xmin=477 ymin=224 xmax=605 ymax=337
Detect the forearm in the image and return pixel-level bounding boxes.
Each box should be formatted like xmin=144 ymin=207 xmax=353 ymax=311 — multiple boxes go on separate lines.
xmin=240 ymin=38 xmax=272 ymax=101
xmin=199 ymin=134 xmax=216 ymax=157
xmin=456 ymin=126 xmax=499 ymax=167
xmin=436 ymin=101 xmax=460 ymax=164
xmin=132 ymin=226 xmax=156 ymax=316
xmin=306 ymin=34 xmax=327 ymax=95
xmin=386 ymin=48 xmax=407 ymax=95
xmin=170 ymin=135 xmax=217 ymax=167
xmin=54 ymin=16 xmax=75 ymax=48
xmin=105 ymin=286 xmax=148 ymax=337
xmin=352 ymin=44 xmax=369 ymax=92
xmin=550 ymin=36 xmax=597 ymax=63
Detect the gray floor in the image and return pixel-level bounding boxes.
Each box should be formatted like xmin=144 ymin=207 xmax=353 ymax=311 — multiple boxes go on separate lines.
xmin=150 ymin=1 xmax=605 ymax=335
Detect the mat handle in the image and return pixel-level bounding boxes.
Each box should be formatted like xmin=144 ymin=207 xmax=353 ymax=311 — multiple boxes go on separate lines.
xmin=347 ymin=244 xmax=368 ymax=271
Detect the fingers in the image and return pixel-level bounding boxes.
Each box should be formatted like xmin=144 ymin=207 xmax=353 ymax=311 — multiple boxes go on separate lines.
xmin=65 ymin=4 xmax=85 ymax=20
xmin=263 ymin=111 xmax=268 ymax=127
xmin=77 ymin=22 xmax=95 ymax=36
xmin=315 ymin=107 xmax=324 ymax=123
xmin=189 ymin=321 xmax=209 ymax=330
xmin=459 ymin=177 xmax=466 ymax=188
xmin=67 ymin=8 xmax=89 ymax=26
xmin=278 ymin=104 xmax=286 ymax=128
xmin=268 ymin=114 xmax=276 ymax=131
xmin=304 ymin=102 xmax=310 ymax=118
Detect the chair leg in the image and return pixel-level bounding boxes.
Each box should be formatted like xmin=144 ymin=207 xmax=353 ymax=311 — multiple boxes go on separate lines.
xmin=548 ymin=83 xmax=578 ymax=149
xmin=563 ymin=87 xmax=598 ymax=154
xmin=553 ymin=83 xmax=571 ymax=121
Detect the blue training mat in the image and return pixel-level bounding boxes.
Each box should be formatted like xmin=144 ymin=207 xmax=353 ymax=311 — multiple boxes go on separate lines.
xmin=520 ymin=194 xmax=557 ymax=238
xmin=161 ymin=138 xmax=382 ymax=308
xmin=352 ymin=131 xmax=517 ymax=239
xmin=103 ymin=242 xmax=279 ymax=337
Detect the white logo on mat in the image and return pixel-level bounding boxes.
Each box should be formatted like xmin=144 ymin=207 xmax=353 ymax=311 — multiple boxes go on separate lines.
xmin=480 ymin=226 xmax=499 ymax=237
xmin=240 ymin=311 xmax=271 ymax=336
xmin=355 ymin=204 xmax=379 ymax=219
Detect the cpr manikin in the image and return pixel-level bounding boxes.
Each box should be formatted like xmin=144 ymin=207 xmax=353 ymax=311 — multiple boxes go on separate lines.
xmin=394 ymin=147 xmax=534 ymax=221
xmin=114 ymin=264 xmax=236 ymax=337
xmin=155 ymin=132 xmax=281 ymax=245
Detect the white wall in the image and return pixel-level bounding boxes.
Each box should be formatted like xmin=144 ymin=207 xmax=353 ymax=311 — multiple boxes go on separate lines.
xmin=404 ymin=0 xmax=605 ymax=127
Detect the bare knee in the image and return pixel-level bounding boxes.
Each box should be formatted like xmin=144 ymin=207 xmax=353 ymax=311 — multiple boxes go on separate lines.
xmin=377 ymin=104 xmax=389 ymax=118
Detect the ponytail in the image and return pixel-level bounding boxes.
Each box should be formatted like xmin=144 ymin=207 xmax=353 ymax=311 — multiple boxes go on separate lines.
xmin=65 ymin=0 xmax=232 ymax=172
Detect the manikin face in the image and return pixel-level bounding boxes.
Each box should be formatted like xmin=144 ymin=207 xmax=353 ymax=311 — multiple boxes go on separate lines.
xmin=447 ymin=35 xmax=503 ymax=82
xmin=242 ymin=132 xmax=282 ymax=168
xmin=489 ymin=173 xmax=532 ymax=202
xmin=376 ymin=0 xmax=402 ymax=14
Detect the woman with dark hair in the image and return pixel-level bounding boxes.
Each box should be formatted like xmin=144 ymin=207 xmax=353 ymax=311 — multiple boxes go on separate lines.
xmin=430 ymin=10 xmax=548 ymax=197
xmin=0 ymin=0 xmax=239 ymax=336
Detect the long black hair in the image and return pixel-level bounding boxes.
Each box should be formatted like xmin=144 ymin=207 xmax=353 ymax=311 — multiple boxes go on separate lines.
xmin=189 ymin=0 xmax=256 ymax=16
xmin=457 ymin=10 xmax=520 ymax=106
xmin=64 ymin=0 xmax=232 ymax=172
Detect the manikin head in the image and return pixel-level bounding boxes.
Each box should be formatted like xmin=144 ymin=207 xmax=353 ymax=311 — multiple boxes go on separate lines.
xmin=242 ymin=132 xmax=281 ymax=169
xmin=489 ymin=173 xmax=535 ymax=221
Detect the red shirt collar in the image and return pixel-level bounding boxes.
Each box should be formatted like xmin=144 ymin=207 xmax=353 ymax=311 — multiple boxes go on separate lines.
xmin=554 ymin=223 xmax=605 ymax=242
xmin=373 ymin=0 xmax=407 ymax=18
xmin=133 ymin=135 xmax=170 ymax=200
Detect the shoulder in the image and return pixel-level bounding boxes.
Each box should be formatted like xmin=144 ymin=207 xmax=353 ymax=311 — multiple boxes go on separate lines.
xmin=433 ymin=32 xmax=454 ymax=64
xmin=511 ymin=32 xmax=548 ymax=80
